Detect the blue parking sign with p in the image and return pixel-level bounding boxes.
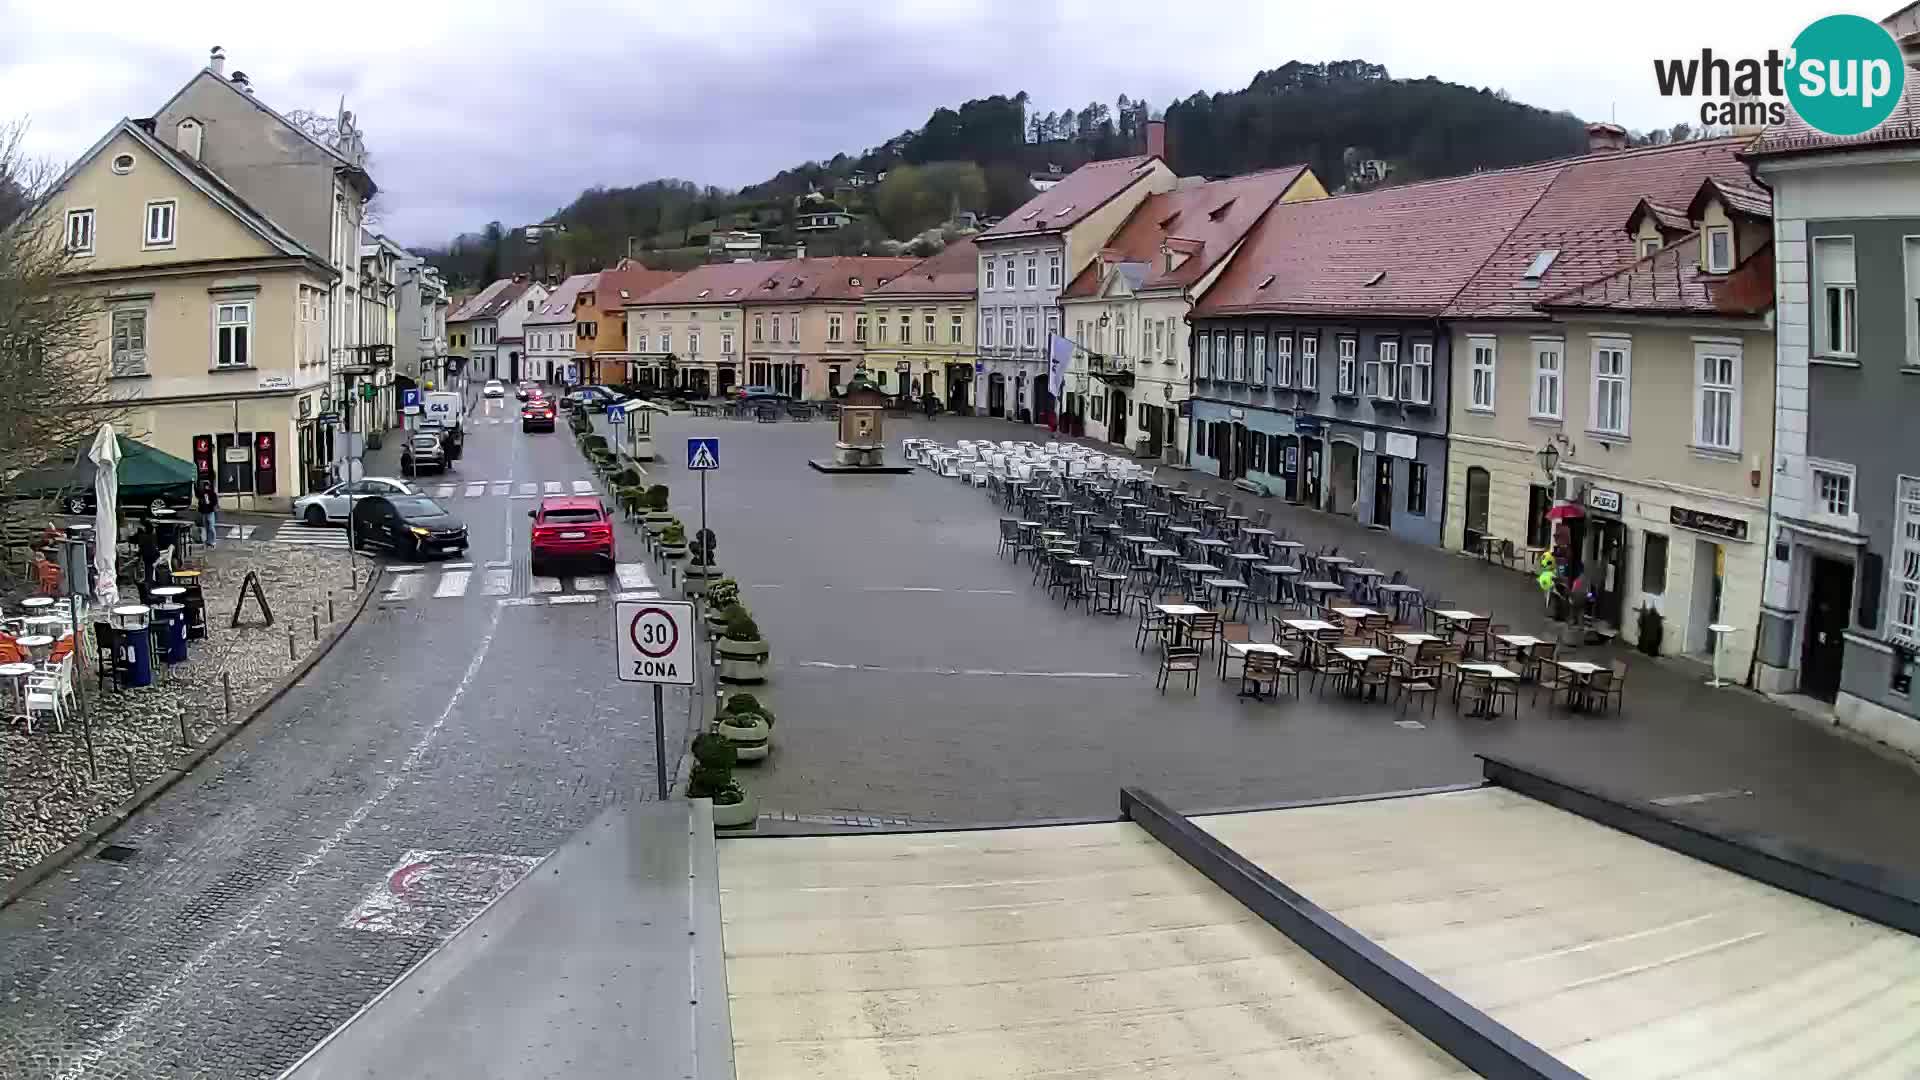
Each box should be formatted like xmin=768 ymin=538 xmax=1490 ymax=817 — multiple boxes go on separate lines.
xmin=687 ymin=438 xmax=720 ymax=470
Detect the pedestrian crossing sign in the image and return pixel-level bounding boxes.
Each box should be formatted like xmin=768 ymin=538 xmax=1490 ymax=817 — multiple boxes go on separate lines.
xmin=686 ymin=438 xmax=720 ymax=470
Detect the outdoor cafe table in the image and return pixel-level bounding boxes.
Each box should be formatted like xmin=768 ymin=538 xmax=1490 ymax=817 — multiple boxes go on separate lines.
xmin=19 ymin=596 xmax=55 ymax=612
xmin=1277 ymin=618 xmax=1336 ymax=644
xmin=1192 ymin=537 xmax=1230 ymax=566
xmin=1298 ymin=581 xmax=1345 ymax=603
xmin=1391 ymin=632 xmax=1440 ymax=647
xmin=14 ymin=634 xmax=53 ymax=662
xmin=1556 ymin=659 xmax=1607 ymax=711
xmin=1091 ymin=572 xmax=1128 ymax=616
xmin=1318 ymin=555 xmax=1354 ymax=568
xmin=1331 ymin=606 xmax=1379 ymax=621
xmin=1226 ymin=551 xmax=1265 ymax=580
xmin=1202 ymin=578 xmax=1248 ymax=618
xmin=1156 ymin=603 xmax=1209 ymax=646
xmin=1497 ymin=634 xmax=1549 ymax=677
xmin=1176 ymin=562 xmax=1217 ymax=595
xmin=0 ymin=662 xmax=35 ymax=727
xmin=1456 ymin=663 xmax=1521 ymax=716
xmin=1376 ymin=582 xmax=1424 ymax=621
xmin=1224 ymin=641 xmax=1294 ymax=684
xmin=1254 ymin=564 xmax=1301 ymax=602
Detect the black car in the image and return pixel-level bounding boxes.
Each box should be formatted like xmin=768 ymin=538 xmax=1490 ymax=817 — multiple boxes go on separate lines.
xmin=400 ymin=433 xmax=447 ymax=474
xmin=350 ymin=495 xmax=468 ymax=560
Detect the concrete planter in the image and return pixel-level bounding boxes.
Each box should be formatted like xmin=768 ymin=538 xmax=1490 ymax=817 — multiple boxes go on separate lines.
xmin=707 ymin=789 xmax=758 ymax=829
xmin=683 ymin=563 xmax=722 ymax=596
xmin=718 ymin=714 xmax=771 ymax=762
xmin=705 ymin=613 xmax=730 ymax=638
xmin=643 ymin=512 xmax=673 ymax=535
xmin=659 ymin=543 xmax=687 ymax=560
xmin=717 ymin=636 xmax=770 ymax=684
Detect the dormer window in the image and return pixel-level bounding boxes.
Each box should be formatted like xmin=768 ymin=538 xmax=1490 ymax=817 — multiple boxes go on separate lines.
xmin=1706 ymin=226 xmax=1733 ymax=273
xmin=1052 ymin=205 xmax=1074 ymax=217
xmin=696 ymin=289 xmax=710 ymax=298
xmin=849 ymin=277 xmax=861 ymax=287
xmin=1639 ymin=237 xmax=1661 ymax=259
xmin=1364 ymin=271 xmax=1385 ymax=287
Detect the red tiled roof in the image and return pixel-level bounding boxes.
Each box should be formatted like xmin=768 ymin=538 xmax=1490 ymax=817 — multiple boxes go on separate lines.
xmin=1687 ymin=176 xmax=1771 ymax=220
xmin=625 ymin=259 xmax=800 ymax=306
xmin=1444 ymin=137 xmax=1755 ymax=319
xmin=1195 ymin=163 xmax=1563 ymax=318
xmin=596 ymin=263 xmax=682 ymax=311
xmin=976 ymin=155 xmax=1164 ymax=241
xmin=1626 ymin=198 xmax=1692 ymax=238
xmin=869 ymin=239 xmax=980 ymax=297
xmin=449 ymin=278 xmax=520 ymax=322
xmin=1743 ymin=71 xmax=1920 ymax=158
xmin=1061 ymin=165 xmax=1311 ymax=299
xmin=1538 ymin=234 xmax=1774 ymax=317
xmin=526 ymin=273 xmax=599 ymax=326
xmin=740 ymin=255 xmax=921 ymax=303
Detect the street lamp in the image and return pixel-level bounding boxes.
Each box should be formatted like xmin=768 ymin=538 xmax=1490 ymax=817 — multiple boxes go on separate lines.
xmin=1536 ymin=441 xmax=1560 ymax=478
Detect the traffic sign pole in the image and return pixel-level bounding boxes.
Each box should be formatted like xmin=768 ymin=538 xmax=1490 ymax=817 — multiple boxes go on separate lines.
xmin=652 ymin=683 xmax=667 ymax=800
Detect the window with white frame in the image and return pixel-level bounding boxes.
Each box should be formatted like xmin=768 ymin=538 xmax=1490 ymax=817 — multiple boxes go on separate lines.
xmin=1002 ymin=315 xmax=1015 ymax=350
xmin=1024 ymin=314 xmax=1036 ymax=349
xmin=1590 ymin=339 xmax=1630 ymax=434
xmin=1232 ymin=334 xmax=1246 ymax=381
xmin=1075 ymin=319 xmax=1086 ymax=345
xmin=1251 ymin=334 xmax=1266 ymax=383
xmin=1694 ymin=343 xmax=1741 ymax=451
xmin=789 ymin=314 xmax=799 ymax=343
xmin=981 ymin=259 xmax=994 ymax=290
xmin=1214 ymin=332 xmax=1228 ymax=379
xmin=214 ymin=301 xmax=252 ymax=368
xmin=1404 ymin=341 xmax=1433 ymax=404
xmin=688 ymin=331 xmax=701 ymax=356
xmin=1531 ymin=340 xmax=1563 ymax=419
xmin=1116 ymin=319 xmax=1128 ymax=357
xmin=924 ymin=311 xmax=935 ymax=342
xmin=1893 ymin=476 xmax=1920 ymax=647
xmin=1002 ymin=259 xmax=1015 ymax=289
xmin=1809 ymin=459 xmax=1857 ymax=529
xmin=1198 ymin=332 xmax=1212 ymax=378
xmin=66 ymin=208 xmax=94 ymax=254
xmin=658 ymin=331 xmax=669 ymax=353
xmin=981 ymin=314 xmax=993 ymax=348
xmin=1153 ymin=320 xmax=1166 ymax=360
xmin=1815 ymin=236 xmax=1857 ymax=358
xmin=950 ymin=312 xmax=963 ymax=343
xmin=1368 ymin=339 xmax=1399 ymax=399
xmin=1274 ymin=335 xmax=1293 ymax=386
xmin=1299 ymin=335 xmax=1318 ymax=389
xmin=1046 ymin=309 xmax=1059 ymax=346
xmin=827 ymin=314 xmax=842 ymax=342
xmin=144 ymin=199 xmax=176 ymax=248
xmin=1048 ymin=252 xmax=1061 ymax=287
xmin=899 ymin=313 xmax=912 ymax=344
xmin=770 ymin=314 xmax=782 ymax=342
xmin=1706 ymin=225 xmax=1734 ymax=273
xmin=1336 ymin=337 xmax=1357 ymax=395
xmin=110 ymin=307 xmax=148 ymax=377
xmin=855 ymin=314 xmax=868 ymax=343
xmin=873 ymin=315 xmax=887 ymax=344
xmin=753 ymin=314 xmax=764 ymax=342
xmin=1639 ymin=236 xmax=1661 ymax=259
xmin=1026 ymin=256 xmax=1037 ymax=287
xmin=1468 ymin=337 xmax=1496 ymax=411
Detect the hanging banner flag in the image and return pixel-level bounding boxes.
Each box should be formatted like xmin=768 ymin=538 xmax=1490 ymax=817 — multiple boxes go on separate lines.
xmin=1047 ymin=333 xmax=1071 ymax=401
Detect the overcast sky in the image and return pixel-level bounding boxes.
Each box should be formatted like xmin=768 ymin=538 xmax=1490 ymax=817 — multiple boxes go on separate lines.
xmin=4 ymin=0 xmax=1816 ymax=246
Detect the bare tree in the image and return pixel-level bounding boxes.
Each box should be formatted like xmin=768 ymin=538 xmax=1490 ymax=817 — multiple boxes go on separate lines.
xmin=0 ymin=119 xmax=123 ymax=506
xmin=284 ymin=108 xmax=385 ymax=225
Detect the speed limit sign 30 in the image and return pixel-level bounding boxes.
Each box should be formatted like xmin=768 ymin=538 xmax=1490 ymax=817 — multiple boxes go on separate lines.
xmin=614 ymin=600 xmax=695 ymax=685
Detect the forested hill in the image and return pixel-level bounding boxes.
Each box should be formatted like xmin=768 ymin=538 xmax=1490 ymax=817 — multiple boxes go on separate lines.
xmin=419 ymin=60 xmax=1590 ymax=286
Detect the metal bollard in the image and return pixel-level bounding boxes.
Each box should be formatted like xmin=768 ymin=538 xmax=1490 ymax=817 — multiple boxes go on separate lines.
xmin=311 ymin=609 xmax=320 ymax=642
xmin=670 ymin=565 xmax=678 ymax=591
xmin=125 ymin=751 xmax=136 ymax=793
xmin=223 ymin=671 xmax=232 ymax=721
xmin=328 ymin=594 xmax=336 ymax=623
xmin=288 ymin=630 xmax=296 ymax=661
xmin=178 ymin=710 xmax=191 ymax=749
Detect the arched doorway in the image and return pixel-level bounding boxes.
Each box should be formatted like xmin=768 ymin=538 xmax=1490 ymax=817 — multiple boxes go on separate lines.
xmin=1329 ymin=440 xmax=1360 ymax=516
xmin=1465 ymin=466 xmax=1491 ymax=551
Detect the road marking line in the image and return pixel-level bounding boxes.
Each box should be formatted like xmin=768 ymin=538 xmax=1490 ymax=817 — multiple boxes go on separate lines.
xmin=518 ymin=482 xmax=537 ymax=496
xmin=433 ymin=570 xmax=471 ymax=598
xmin=862 ymin=586 xmax=942 ymax=592
xmin=53 ymin=604 xmax=506 ymax=1080
xmin=1650 ymin=788 xmax=1753 ymax=806
xmin=529 ymin=575 xmax=561 ymax=594
xmin=548 ymin=594 xmax=597 ymax=605
xmin=480 ymin=568 xmax=512 ymax=596
xmin=491 ymin=481 xmax=511 ymax=496
xmin=795 ymin=661 xmax=1135 ymax=678
xmin=484 ymin=559 xmax=511 ymax=569
xmin=570 ymin=480 xmax=595 ymax=495
xmin=572 ymin=575 xmax=606 ymax=592
xmin=464 ymin=483 xmax=485 ymax=498
xmin=543 ymin=481 xmax=562 ymax=494
xmin=384 ymin=566 xmax=419 ymax=576
xmin=615 ymin=563 xmax=652 ymax=590
xmin=433 ymin=485 xmax=454 ymax=498
xmin=380 ymin=575 xmax=422 ymax=602
xmin=442 ymin=561 xmax=474 ymax=570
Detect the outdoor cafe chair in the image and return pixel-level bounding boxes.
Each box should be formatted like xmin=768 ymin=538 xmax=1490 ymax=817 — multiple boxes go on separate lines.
xmin=1216 ymin=622 xmax=1253 ymax=679
xmin=1186 ymin=611 xmax=1223 ymax=656
xmin=996 ymin=518 xmax=1020 ymax=560
xmin=1532 ymin=659 xmax=1580 ymax=709
xmin=1239 ymin=650 xmax=1284 ymax=701
xmin=1135 ymin=600 xmax=1171 ymax=651
xmin=1602 ymin=660 xmax=1629 ymax=712
xmin=1392 ymin=654 xmax=1442 ymax=715
xmin=1157 ymin=643 xmax=1202 ymax=695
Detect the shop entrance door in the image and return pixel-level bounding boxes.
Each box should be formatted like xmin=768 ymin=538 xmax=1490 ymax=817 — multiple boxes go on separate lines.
xmin=1800 ymin=556 xmax=1853 ymax=702
xmin=1372 ymin=455 xmax=1393 ymax=528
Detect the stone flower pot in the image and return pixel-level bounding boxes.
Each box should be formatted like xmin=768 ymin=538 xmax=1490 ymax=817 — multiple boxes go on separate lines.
xmin=643 ymin=511 xmax=673 ymax=535
xmin=717 ymin=635 xmax=769 ymax=684
xmin=705 ymin=611 xmax=730 ymax=638
xmin=718 ymin=713 xmax=771 ymax=762
xmin=683 ymin=562 xmax=722 ymax=594
xmin=659 ymin=541 xmax=687 ymax=560
xmin=708 ymin=788 xmax=758 ymax=829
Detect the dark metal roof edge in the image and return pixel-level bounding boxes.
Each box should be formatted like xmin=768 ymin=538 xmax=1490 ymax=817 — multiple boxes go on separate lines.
xmin=686 ymin=798 xmax=737 ymax=1079
xmin=1479 ymin=755 xmax=1920 ymax=938
xmin=1120 ymin=785 xmax=1587 ymax=1080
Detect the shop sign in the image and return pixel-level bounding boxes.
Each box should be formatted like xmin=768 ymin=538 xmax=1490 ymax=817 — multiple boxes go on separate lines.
xmin=1671 ymin=505 xmax=1749 ymax=542
xmin=258 ymin=373 xmax=292 ymax=391
xmin=1362 ymin=431 xmax=1377 ymax=452
xmin=1292 ymin=417 xmax=1323 ymax=436
xmin=298 ymin=397 xmax=312 ymax=419
xmin=1228 ymin=408 xmax=1245 ymax=420
xmin=1586 ymin=487 xmax=1623 ymax=514
xmin=1382 ymin=432 xmax=1418 ymax=460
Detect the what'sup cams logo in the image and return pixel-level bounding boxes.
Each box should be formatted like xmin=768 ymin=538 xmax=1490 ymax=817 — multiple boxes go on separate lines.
xmin=1654 ymin=14 xmax=1907 ymax=136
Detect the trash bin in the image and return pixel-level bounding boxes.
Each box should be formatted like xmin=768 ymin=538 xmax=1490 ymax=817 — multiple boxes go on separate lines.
xmin=154 ymin=602 xmax=188 ymax=664
xmin=174 ymin=568 xmax=207 ymax=640
xmin=112 ymin=604 xmax=153 ymax=688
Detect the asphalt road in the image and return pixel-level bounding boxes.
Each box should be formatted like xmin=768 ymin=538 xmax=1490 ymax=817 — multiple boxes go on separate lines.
xmin=0 ymin=397 xmax=695 ymax=1080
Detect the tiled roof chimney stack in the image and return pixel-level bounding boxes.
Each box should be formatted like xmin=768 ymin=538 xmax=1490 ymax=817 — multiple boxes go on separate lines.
xmin=230 ymin=70 xmax=252 ymax=94
xmin=1146 ymin=119 xmax=1166 ymax=160
xmin=208 ymin=46 xmax=226 ymax=77
xmin=1586 ymin=122 xmax=1629 ymax=154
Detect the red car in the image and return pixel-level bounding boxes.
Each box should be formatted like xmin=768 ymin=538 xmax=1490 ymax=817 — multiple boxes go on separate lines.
xmin=521 ymin=398 xmax=556 ymax=433
xmin=528 ymin=496 xmax=614 ymax=575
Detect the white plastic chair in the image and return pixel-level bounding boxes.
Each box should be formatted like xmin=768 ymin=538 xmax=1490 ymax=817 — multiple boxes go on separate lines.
xmin=24 ymin=671 xmax=64 ymax=733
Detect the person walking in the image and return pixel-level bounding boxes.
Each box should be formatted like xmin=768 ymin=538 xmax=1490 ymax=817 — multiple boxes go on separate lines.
xmin=197 ymin=479 xmax=219 ymax=548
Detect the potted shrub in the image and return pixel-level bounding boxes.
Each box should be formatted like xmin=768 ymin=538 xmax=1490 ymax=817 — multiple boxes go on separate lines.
xmin=1635 ymin=604 xmax=1665 ymax=657
xmin=643 ymin=484 xmax=673 ymax=534
xmin=658 ymin=520 xmax=688 ymax=559
xmin=717 ymin=691 xmax=774 ymax=762
xmin=687 ymin=732 xmax=755 ymax=828
xmin=717 ymin=604 xmax=769 ymax=684
xmin=705 ymin=579 xmax=741 ymax=632
xmin=615 ymin=485 xmax=646 ymax=521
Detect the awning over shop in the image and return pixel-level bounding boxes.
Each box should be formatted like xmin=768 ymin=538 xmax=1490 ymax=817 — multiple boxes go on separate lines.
xmin=12 ymin=435 xmax=196 ymax=507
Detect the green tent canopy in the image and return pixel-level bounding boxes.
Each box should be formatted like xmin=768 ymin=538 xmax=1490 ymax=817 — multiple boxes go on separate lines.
xmin=12 ymin=435 xmax=197 ymax=508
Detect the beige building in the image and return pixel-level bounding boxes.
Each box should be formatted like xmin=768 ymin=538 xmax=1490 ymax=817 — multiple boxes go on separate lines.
xmin=36 ymin=117 xmax=340 ymax=510
xmin=1445 ymin=164 xmax=1775 ymax=672
xmin=741 ymin=256 xmax=919 ymax=400
xmin=862 ymin=240 xmax=979 ymax=409
xmin=624 ymin=260 xmax=773 ymax=397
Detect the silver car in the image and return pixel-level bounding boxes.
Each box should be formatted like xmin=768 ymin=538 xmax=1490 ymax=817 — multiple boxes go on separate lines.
xmin=291 ymin=477 xmax=419 ymax=526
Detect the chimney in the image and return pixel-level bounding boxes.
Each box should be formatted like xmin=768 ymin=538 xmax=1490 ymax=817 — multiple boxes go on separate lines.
xmin=1586 ymin=122 xmax=1628 ymax=154
xmin=230 ymin=71 xmax=252 ymax=94
xmin=1146 ymin=118 xmax=1166 ymax=160
xmin=208 ymin=46 xmax=226 ymax=77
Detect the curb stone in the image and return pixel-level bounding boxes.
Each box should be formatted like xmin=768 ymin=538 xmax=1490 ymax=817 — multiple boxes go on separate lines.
xmin=0 ymin=564 xmax=382 ymax=909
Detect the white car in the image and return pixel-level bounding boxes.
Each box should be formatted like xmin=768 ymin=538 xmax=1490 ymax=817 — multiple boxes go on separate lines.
xmin=482 ymin=380 xmax=506 ymax=398
xmin=292 ymin=477 xmax=420 ymax=526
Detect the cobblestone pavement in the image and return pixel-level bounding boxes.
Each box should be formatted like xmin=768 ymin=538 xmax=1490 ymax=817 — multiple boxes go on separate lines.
xmin=1 ymin=544 xmax=361 ymax=880
xmin=0 ymin=404 xmax=698 ymax=1079
xmin=633 ymin=409 xmax=1920 ymax=875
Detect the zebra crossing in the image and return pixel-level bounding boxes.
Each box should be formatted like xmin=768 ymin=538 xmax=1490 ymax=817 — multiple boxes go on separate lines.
xmin=270 ymin=523 xmax=350 ymax=548
xmin=378 ymin=561 xmax=660 ymax=606
xmin=415 ymin=478 xmax=602 ymax=501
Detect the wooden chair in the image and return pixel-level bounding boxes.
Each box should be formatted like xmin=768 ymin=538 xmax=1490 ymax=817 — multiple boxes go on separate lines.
xmin=1581 ymin=668 xmax=1617 ymax=713
xmin=1392 ymin=654 xmax=1441 ymax=714
xmin=1354 ymin=655 xmax=1394 ymax=702
xmin=1187 ymin=611 xmax=1223 ymax=656
xmin=1157 ymin=644 xmax=1201 ymax=694
xmin=1523 ymin=640 xmax=1558 ymax=683
xmin=1602 ymin=660 xmax=1629 ymax=712
xmin=996 ymin=517 xmax=1020 ymax=560
xmin=1307 ymin=634 xmax=1351 ymax=695
xmin=1461 ymin=617 xmax=1492 ymax=659
xmin=1134 ymin=599 xmax=1170 ymax=651
xmin=1533 ymin=658 xmax=1579 ymax=708
xmin=1240 ymin=650 xmax=1282 ymax=700
xmin=1217 ymin=622 xmax=1253 ymax=679
xmin=1487 ymin=623 xmax=1515 ymax=662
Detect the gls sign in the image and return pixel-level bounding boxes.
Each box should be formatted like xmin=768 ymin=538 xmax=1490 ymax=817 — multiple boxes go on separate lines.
xmin=1653 ymin=14 xmax=1906 ymax=136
